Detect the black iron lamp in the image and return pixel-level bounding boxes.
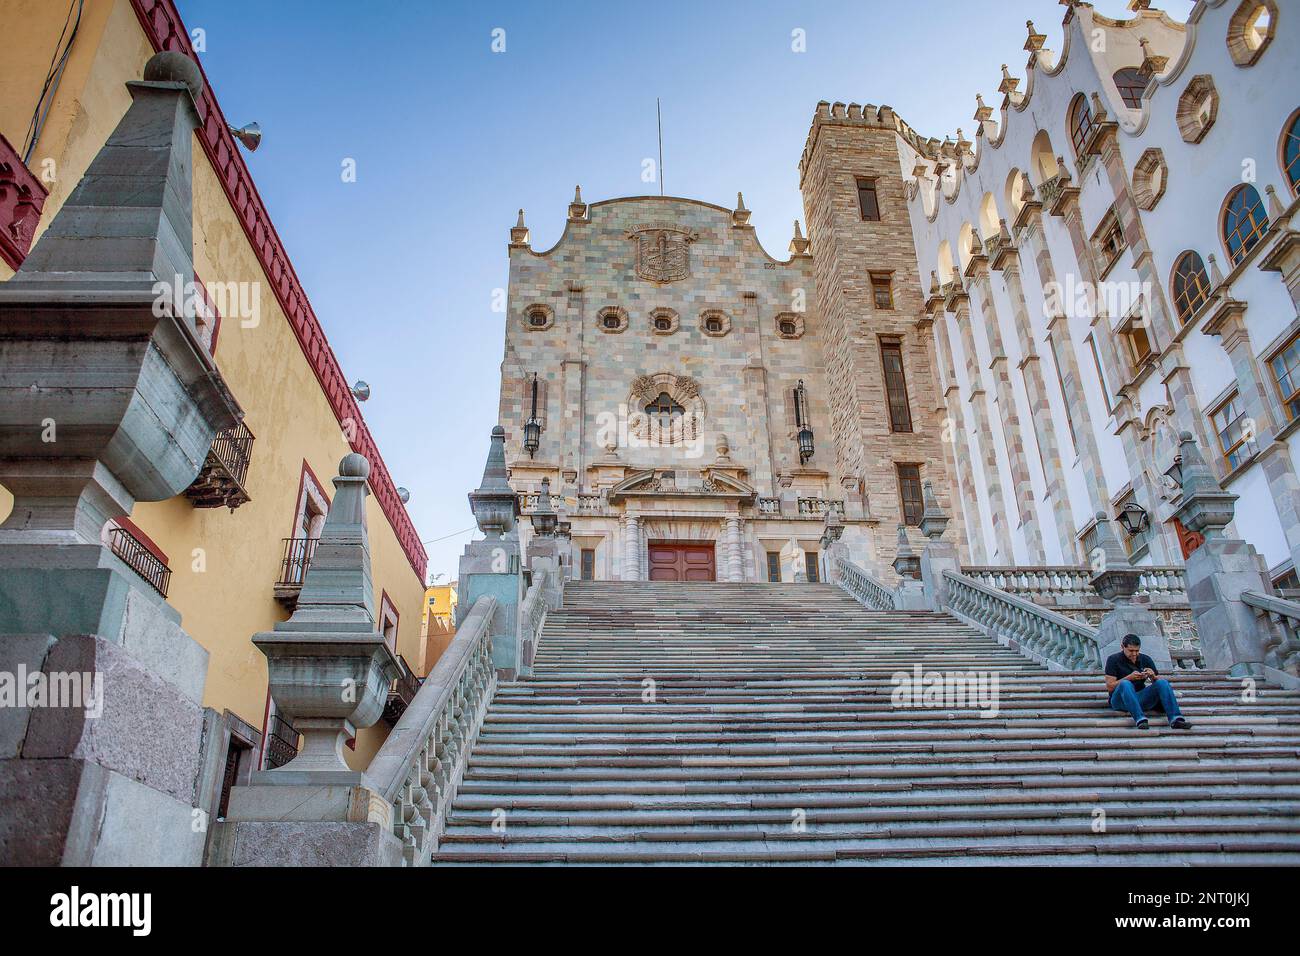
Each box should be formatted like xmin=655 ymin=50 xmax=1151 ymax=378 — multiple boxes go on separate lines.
xmin=794 ymin=380 xmax=815 ymax=464
xmin=1163 ymin=454 xmax=1183 ymax=491
xmin=1116 ymin=500 xmax=1151 ymax=536
xmin=523 ymin=372 xmax=542 ymax=458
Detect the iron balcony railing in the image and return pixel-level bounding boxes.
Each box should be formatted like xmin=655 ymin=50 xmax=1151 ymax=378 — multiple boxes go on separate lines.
xmin=383 ymin=655 xmax=423 ymax=725
xmin=183 ymin=420 xmax=255 ymax=510
xmin=277 ymin=536 xmax=320 ymax=588
xmin=210 ymin=421 xmax=254 ymax=488
xmin=108 ymin=526 xmax=171 ymax=597
xmin=265 ymin=714 xmax=299 ymax=769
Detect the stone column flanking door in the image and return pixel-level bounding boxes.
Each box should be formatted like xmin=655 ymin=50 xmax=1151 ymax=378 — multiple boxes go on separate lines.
xmin=622 ymin=513 xmax=641 ymax=581
xmin=724 ymin=515 xmax=744 ymax=582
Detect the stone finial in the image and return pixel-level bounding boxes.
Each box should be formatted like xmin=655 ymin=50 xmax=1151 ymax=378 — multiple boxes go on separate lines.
xmin=820 ymin=506 xmax=845 ymax=548
xmin=973 ymin=93 xmax=993 ymax=122
xmin=998 ymin=217 xmax=1014 ymax=244
xmin=918 ymin=480 xmax=950 ymax=540
xmin=143 ymin=49 xmax=204 ymax=100
xmin=893 ymin=524 xmax=922 ymax=579
xmin=714 ymin=433 xmax=732 ymax=462
xmin=510 ymin=208 xmax=530 ymax=246
xmin=999 ymin=64 xmax=1020 ymax=95
xmin=1207 ymin=253 xmax=1225 ymax=287
xmin=789 ymin=219 xmax=811 ymax=257
xmin=1024 ymin=20 xmax=1046 ymax=53
xmin=955 ymin=128 xmax=971 ymax=154
xmin=1137 ymin=36 xmax=1169 ymax=77
xmin=568 ymin=185 xmax=588 ymax=221
xmin=252 ymin=453 xmax=399 ymax=778
xmin=1173 ymin=431 xmax=1238 ymax=537
xmin=732 ymin=191 xmax=752 ymax=227
xmin=1090 ymin=90 xmax=1110 ymax=125
xmin=1128 ymin=0 xmax=1152 ymax=10
xmin=0 ymin=47 xmax=241 ymax=548
xmin=928 ymin=270 xmax=941 ymax=298
xmin=530 ymin=476 xmax=558 ymax=537
xmin=1265 ymin=184 xmax=1286 ymax=220
xmin=468 ymin=425 xmax=519 ymax=539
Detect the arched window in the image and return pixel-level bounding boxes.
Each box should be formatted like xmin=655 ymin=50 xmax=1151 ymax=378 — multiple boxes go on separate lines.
xmin=645 ymin=392 xmax=684 ymax=432
xmin=1068 ymin=94 xmax=1094 ymax=157
xmin=1283 ymin=109 xmax=1300 ymax=195
xmin=1171 ymin=252 xmax=1212 ymax=324
xmin=1222 ymin=185 xmax=1270 ymax=265
xmin=1112 ymin=68 xmax=1148 ymax=109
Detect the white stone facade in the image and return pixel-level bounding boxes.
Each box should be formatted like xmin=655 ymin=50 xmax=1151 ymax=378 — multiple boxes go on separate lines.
xmin=903 ymin=0 xmax=1300 ymax=581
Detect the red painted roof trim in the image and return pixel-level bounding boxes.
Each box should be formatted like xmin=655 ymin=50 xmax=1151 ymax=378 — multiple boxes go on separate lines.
xmin=128 ymin=0 xmax=426 ymax=582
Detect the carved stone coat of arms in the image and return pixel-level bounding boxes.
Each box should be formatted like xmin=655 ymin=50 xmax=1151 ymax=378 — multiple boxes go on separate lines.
xmin=628 ymin=224 xmax=697 ymax=282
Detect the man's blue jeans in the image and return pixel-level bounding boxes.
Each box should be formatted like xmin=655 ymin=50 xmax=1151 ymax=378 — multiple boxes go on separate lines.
xmin=1110 ymin=678 xmax=1183 ymax=725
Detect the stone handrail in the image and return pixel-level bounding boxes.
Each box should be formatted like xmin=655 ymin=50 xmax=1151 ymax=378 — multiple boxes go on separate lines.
xmin=365 ymin=595 xmax=499 ymax=866
xmin=961 ymin=565 xmax=1187 ymax=603
xmin=835 ymin=554 xmax=896 ymax=611
xmin=942 ymin=570 xmax=1101 ymax=670
xmin=1241 ymin=590 xmax=1300 ymax=678
xmin=519 ymin=564 xmax=558 ymax=672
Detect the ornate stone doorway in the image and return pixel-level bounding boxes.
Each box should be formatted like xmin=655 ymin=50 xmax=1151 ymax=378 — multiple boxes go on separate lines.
xmin=647 ymin=540 xmax=716 ymax=581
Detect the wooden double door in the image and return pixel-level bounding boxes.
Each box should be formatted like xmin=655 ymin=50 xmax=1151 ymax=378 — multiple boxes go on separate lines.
xmin=647 ymin=540 xmax=716 ymax=582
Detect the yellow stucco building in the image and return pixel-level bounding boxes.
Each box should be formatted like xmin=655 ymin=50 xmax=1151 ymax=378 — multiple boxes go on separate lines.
xmin=0 ymin=0 xmax=427 ymax=808
xmin=420 ymin=581 xmax=458 ymax=675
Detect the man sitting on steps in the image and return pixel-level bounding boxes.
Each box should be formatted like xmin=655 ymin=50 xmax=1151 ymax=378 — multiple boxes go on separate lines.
xmin=1104 ymin=634 xmax=1192 ymax=731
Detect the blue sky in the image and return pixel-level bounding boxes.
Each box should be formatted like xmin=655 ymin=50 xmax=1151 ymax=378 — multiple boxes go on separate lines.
xmin=176 ymin=0 xmax=1192 ymax=581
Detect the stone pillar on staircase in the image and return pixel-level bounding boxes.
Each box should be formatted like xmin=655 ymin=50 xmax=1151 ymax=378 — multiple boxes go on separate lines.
xmin=0 ymin=51 xmax=243 ymax=866
xmin=1173 ymin=431 xmax=1276 ymax=680
xmin=459 ymin=426 xmax=524 ymax=678
xmin=1087 ymin=512 xmax=1172 ymax=670
xmin=892 ymin=526 xmax=927 ymax=611
xmin=917 ymin=481 xmax=961 ymax=612
xmin=820 ymin=508 xmax=847 ymax=584
xmin=212 ymin=454 xmax=404 ymax=867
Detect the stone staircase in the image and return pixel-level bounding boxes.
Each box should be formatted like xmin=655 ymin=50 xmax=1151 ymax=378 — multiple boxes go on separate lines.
xmin=432 ymin=581 xmax=1300 ymax=865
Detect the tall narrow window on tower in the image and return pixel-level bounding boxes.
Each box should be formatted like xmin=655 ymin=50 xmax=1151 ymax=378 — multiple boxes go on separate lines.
xmin=880 ymin=339 xmax=913 ymax=433
xmin=856 ymin=178 xmax=881 ymax=221
xmin=896 ymin=464 xmax=924 ymax=526
xmin=871 ymin=271 xmax=894 ymax=309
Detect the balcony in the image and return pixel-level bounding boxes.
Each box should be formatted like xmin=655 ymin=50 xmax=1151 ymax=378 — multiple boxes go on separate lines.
xmin=108 ymin=526 xmax=171 ymax=597
xmin=183 ymin=421 xmax=254 ymax=510
xmin=264 ymin=714 xmax=299 ymax=769
xmin=382 ymin=655 xmax=422 ymax=726
xmin=273 ymin=536 xmax=319 ymax=608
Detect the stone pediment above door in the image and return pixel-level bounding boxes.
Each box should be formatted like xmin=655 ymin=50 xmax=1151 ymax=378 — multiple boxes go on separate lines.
xmin=607 ymin=468 xmax=756 ymax=504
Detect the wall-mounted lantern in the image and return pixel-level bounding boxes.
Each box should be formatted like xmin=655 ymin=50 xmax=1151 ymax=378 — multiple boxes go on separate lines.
xmin=523 ymin=372 xmax=542 ymax=458
xmin=1117 ymin=500 xmax=1151 ymax=537
xmin=794 ymin=379 xmax=815 ymax=465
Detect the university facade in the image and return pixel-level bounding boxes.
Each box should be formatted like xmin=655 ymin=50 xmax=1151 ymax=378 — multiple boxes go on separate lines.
xmin=501 ymin=0 xmax=1300 ymax=597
